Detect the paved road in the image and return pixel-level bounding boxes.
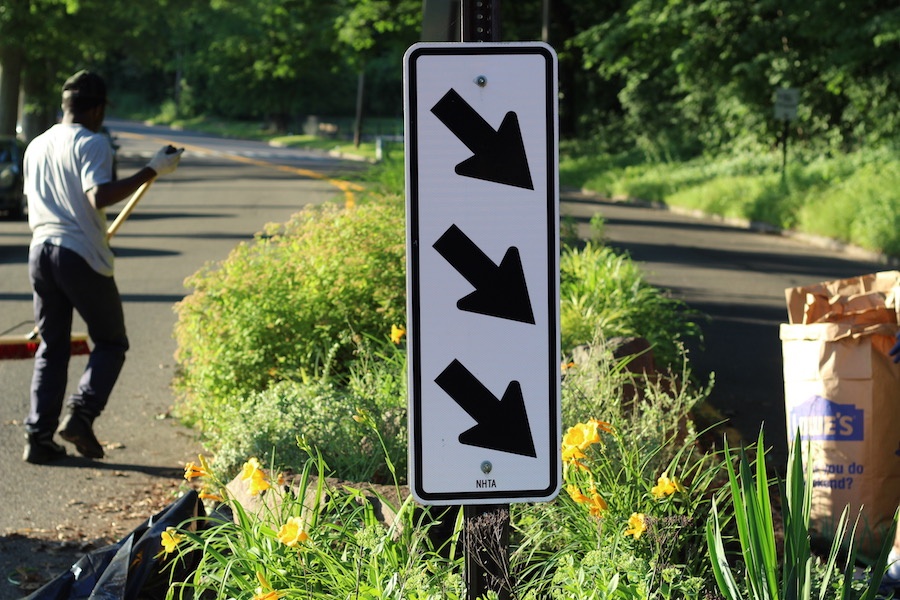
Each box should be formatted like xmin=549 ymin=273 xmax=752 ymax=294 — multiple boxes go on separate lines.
xmin=0 ymin=121 xmax=364 ymax=595
xmin=562 ymin=191 xmax=895 ymax=469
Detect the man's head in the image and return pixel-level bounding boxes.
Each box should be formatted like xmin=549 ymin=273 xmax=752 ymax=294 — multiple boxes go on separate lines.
xmin=61 ymin=70 xmax=107 ymax=131
xmin=62 ymin=70 xmax=107 ymax=112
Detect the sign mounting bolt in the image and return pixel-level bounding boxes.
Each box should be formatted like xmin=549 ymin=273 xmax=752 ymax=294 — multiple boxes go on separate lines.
xmin=475 ymin=75 xmax=487 ymax=88
xmin=481 ymin=461 xmax=493 ymax=474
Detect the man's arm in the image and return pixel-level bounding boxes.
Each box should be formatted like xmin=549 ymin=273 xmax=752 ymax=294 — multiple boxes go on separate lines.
xmin=88 ymin=167 xmax=157 ymax=209
xmin=86 ymin=146 xmax=184 ymax=209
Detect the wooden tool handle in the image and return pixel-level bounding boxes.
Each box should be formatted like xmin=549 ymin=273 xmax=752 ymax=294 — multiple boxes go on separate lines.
xmin=106 ymin=179 xmax=154 ymax=240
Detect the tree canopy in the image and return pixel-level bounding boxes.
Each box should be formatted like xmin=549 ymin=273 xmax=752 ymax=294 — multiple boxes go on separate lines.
xmin=0 ymin=0 xmax=896 ymax=157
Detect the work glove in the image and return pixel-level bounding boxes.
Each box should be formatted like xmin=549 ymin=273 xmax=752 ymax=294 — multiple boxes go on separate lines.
xmin=891 ymin=331 xmax=900 ymax=364
xmin=147 ymin=145 xmax=184 ymax=177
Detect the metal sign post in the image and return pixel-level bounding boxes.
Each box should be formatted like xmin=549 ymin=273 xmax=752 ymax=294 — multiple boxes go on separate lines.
xmin=774 ymin=87 xmax=799 ymax=179
xmin=405 ymin=3 xmax=559 ymax=597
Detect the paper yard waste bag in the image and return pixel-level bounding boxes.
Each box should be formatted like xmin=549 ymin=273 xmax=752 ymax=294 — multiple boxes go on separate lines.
xmin=781 ymin=271 xmax=900 ymax=558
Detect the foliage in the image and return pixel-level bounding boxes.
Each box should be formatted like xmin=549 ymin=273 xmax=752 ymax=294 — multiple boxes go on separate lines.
xmin=796 ymin=157 xmax=900 ymax=256
xmin=706 ymin=430 xmax=898 ymax=599
xmin=559 ymin=243 xmax=702 ymax=367
xmin=172 ymin=196 xmax=406 ymax=423
xmin=511 ymin=345 xmax=721 ymax=599
xmin=569 ymin=0 xmax=899 ymax=156
xmin=567 ymin=145 xmax=900 ymax=257
xmin=3 ymin=0 xmax=898 ymax=154
xmin=205 ymin=335 xmax=408 ymax=484
xmin=165 ymin=449 xmax=467 ymax=599
xmin=165 ymin=340 xmax=722 ymax=599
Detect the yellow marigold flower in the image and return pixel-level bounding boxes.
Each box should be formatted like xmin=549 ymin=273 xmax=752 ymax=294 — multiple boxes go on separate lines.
xmin=184 ymin=455 xmax=211 ymax=481
xmin=161 ymin=527 xmax=184 ymax=555
xmin=240 ymin=458 xmax=271 ymax=496
xmin=625 ymin=513 xmax=647 ymax=539
xmin=651 ymin=472 xmax=684 ymax=499
xmin=587 ymin=489 xmax=608 ymax=518
xmin=277 ymin=516 xmax=310 ymax=547
xmin=390 ymin=324 xmax=406 ymax=344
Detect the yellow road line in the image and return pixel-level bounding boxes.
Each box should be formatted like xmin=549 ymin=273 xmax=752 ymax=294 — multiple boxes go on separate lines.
xmin=117 ymin=131 xmax=363 ymax=208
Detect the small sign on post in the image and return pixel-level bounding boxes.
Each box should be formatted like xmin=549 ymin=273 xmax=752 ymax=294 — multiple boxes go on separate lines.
xmin=774 ymin=87 xmax=799 ymax=177
xmin=774 ymin=87 xmax=799 ymax=122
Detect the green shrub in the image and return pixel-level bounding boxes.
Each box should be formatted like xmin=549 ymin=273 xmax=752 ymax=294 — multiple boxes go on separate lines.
xmin=205 ymin=338 xmax=408 ymax=483
xmin=172 ymin=198 xmax=406 ymax=423
xmin=559 ymin=242 xmax=702 ymax=367
xmin=707 ymin=430 xmax=897 ymax=599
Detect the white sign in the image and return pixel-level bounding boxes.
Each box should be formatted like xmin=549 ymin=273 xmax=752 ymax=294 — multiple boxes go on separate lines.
xmin=775 ymin=87 xmax=799 ymax=121
xmin=404 ymin=42 xmax=561 ymax=505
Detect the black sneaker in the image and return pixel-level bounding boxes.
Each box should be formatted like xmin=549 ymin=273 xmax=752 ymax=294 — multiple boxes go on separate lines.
xmin=23 ymin=433 xmax=67 ymax=464
xmin=58 ymin=411 xmax=105 ymax=459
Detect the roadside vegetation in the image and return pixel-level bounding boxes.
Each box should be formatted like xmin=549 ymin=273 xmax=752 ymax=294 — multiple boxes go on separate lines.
xmin=558 ymin=143 xmax=900 ymax=258
xmin=163 ymin=152 xmax=898 ymax=597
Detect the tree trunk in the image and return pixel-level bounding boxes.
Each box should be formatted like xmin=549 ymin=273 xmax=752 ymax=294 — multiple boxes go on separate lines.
xmin=21 ymin=61 xmax=58 ymax=142
xmin=353 ymin=69 xmax=365 ymax=148
xmin=0 ymin=46 xmax=24 ymax=137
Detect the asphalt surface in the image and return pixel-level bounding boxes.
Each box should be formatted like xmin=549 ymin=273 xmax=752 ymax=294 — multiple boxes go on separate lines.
xmin=0 ymin=122 xmax=895 ymax=596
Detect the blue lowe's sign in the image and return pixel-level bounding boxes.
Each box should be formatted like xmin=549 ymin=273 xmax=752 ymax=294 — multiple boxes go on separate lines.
xmin=789 ymin=395 xmax=864 ymax=441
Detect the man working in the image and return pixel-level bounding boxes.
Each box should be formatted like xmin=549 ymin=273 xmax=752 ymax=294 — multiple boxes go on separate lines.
xmin=23 ymin=70 xmax=183 ymax=464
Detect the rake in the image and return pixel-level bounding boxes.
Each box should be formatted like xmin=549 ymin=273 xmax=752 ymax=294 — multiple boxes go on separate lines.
xmin=0 ymin=177 xmax=156 ymax=360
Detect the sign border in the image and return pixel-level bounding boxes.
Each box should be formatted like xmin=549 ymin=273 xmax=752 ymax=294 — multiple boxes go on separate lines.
xmin=405 ymin=42 xmax=560 ymax=505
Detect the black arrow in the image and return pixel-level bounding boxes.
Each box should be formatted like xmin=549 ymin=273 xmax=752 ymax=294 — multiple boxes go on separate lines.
xmin=431 ymin=88 xmax=534 ymax=190
xmin=433 ymin=224 xmax=535 ymax=324
xmin=435 ymin=359 xmax=537 ymax=458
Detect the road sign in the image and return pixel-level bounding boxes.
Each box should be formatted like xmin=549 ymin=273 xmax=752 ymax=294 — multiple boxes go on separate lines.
xmin=775 ymin=87 xmax=799 ymax=121
xmin=404 ymin=42 xmax=560 ymax=505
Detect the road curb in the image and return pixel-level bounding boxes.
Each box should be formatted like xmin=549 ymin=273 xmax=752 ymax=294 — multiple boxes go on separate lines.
xmin=568 ymin=187 xmax=900 ymax=268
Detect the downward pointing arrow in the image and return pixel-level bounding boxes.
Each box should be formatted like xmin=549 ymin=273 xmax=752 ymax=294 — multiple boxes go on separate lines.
xmin=435 ymin=359 xmax=537 ymax=458
xmin=433 ymin=224 xmax=535 ymax=324
xmin=431 ymin=88 xmax=534 ymax=190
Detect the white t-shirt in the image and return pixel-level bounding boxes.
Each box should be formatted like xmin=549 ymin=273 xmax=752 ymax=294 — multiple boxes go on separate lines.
xmin=25 ymin=123 xmax=115 ymax=276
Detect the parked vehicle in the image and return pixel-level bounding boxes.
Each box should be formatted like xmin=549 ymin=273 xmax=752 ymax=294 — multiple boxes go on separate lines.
xmin=0 ymin=135 xmax=26 ymax=220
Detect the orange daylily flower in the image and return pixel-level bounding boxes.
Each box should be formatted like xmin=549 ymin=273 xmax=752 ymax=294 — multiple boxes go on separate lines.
xmin=240 ymin=458 xmax=271 ymax=496
xmin=651 ymin=471 xmax=685 ymax=499
xmin=276 ymin=516 xmax=310 ymax=547
xmin=390 ymin=325 xmax=406 ymax=344
xmin=183 ymin=455 xmax=211 ymax=481
xmin=625 ymin=513 xmax=647 ymax=539
xmin=161 ymin=527 xmax=184 ymax=555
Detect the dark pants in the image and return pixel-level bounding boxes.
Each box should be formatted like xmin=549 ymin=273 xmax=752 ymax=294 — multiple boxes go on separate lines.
xmin=27 ymin=243 xmax=129 ymax=435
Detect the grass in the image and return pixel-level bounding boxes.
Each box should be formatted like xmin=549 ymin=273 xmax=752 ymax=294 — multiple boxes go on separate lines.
xmin=560 ymin=143 xmax=900 ymax=258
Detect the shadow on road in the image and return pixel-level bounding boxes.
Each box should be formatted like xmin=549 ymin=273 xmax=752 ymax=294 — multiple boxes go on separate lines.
xmin=39 ymin=457 xmax=183 ymax=479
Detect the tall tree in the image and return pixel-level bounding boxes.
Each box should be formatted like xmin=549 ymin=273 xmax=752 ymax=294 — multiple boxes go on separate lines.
xmin=334 ymin=0 xmax=419 ymax=146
